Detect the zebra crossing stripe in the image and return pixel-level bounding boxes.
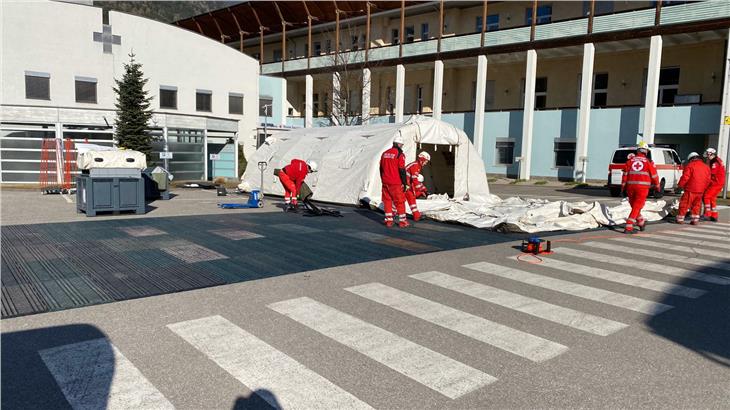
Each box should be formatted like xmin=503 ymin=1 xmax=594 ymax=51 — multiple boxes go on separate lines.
xmin=463 ymin=262 xmax=673 ymax=315
xmin=410 ymin=271 xmax=627 ymax=336
xmin=641 ymin=233 xmax=730 ymax=250
xmin=167 ymin=315 xmax=372 ymax=410
xmin=268 ymin=297 xmax=496 ymax=399
xmin=664 ymin=230 xmax=730 ymax=243
xmin=682 ymin=226 xmax=730 ymax=236
xmin=520 ymin=256 xmax=706 ymax=298
xmin=583 ymin=242 xmax=730 ymax=272
xmin=346 ymin=282 xmax=568 ymax=362
xmin=39 ymin=338 xmax=174 ymax=410
xmin=554 ymin=247 xmax=730 ymax=285
xmin=612 ymin=237 xmax=730 ymax=260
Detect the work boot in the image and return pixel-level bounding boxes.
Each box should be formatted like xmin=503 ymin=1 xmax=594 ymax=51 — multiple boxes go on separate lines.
xmin=710 ymin=216 xmax=718 ymax=222
xmin=413 ymin=211 xmax=422 ymax=222
xmin=690 ymin=219 xmax=699 ymax=226
xmin=638 ymin=223 xmax=646 ymax=232
xmin=398 ymin=220 xmax=410 ymax=228
xmin=385 ymin=221 xmax=393 ymax=227
xmin=623 ymin=228 xmax=636 ymax=234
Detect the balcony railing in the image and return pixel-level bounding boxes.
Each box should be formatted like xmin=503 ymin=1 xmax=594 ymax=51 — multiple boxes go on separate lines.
xmin=260 ymin=1 xmax=730 ymax=75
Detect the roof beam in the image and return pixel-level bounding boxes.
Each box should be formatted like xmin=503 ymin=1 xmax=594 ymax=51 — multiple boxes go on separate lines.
xmin=209 ymin=12 xmax=229 ymax=43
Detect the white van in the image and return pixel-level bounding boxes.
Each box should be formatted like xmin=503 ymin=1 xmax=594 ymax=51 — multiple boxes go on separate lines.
xmin=607 ymin=145 xmax=683 ymax=198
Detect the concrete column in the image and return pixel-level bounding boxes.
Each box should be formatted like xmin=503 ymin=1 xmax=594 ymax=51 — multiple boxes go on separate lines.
xmin=54 ymin=122 xmax=64 ymax=184
xmin=575 ymin=43 xmax=595 ymax=183
xmin=305 ymin=75 xmax=313 ymax=128
xmin=280 ymin=78 xmax=288 ymax=127
xmin=332 ymin=72 xmax=341 ymax=125
xmin=642 ymin=35 xmax=663 ymax=145
xmin=395 ymin=64 xmax=405 ymax=123
xmin=719 ymin=28 xmax=730 ymax=197
xmin=519 ymin=50 xmax=537 ymax=181
xmin=203 ymin=129 xmax=209 ymax=181
xmin=362 ymin=68 xmax=371 ymax=124
xmin=234 ymin=132 xmax=239 ymax=179
xmin=432 ymin=60 xmax=444 ymax=120
xmin=473 ymin=55 xmax=488 ymax=157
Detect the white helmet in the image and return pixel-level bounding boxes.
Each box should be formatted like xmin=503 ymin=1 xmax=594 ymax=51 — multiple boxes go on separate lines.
xmin=687 ymin=152 xmax=700 ymax=161
xmin=418 ymin=152 xmax=431 ymax=162
xmin=417 ymin=174 xmax=424 ymax=183
xmin=307 ymin=160 xmax=318 ymax=172
xmin=705 ymin=147 xmax=717 ymax=157
xmin=393 ymin=135 xmax=404 ymax=145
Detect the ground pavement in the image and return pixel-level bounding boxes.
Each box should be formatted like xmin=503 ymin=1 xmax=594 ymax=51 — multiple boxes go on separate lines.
xmin=2 ymin=188 xmax=729 ymax=409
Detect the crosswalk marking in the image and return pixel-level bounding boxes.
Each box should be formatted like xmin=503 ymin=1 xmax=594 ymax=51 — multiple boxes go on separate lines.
xmin=664 ymin=230 xmax=730 ymax=243
xmin=346 ymin=282 xmax=568 ymax=362
xmin=518 ymin=256 xmax=706 ymax=298
xmin=584 ymin=242 xmax=730 ymax=272
xmin=610 ymin=237 xmax=730 ymax=260
xmin=554 ymin=247 xmax=730 ymax=285
xmin=268 ymin=297 xmax=496 ymax=399
xmin=464 ymin=262 xmax=673 ymax=315
xmin=168 ymin=315 xmax=371 ymax=410
xmin=682 ymin=226 xmax=730 ymax=235
xmin=640 ymin=233 xmax=730 ymax=250
xmin=39 ymin=338 xmax=173 ymax=410
xmin=410 ymin=271 xmax=627 ymax=336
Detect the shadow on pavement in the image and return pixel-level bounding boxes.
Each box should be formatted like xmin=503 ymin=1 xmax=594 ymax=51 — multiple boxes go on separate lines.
xmin=646 ymin=259 xmax=730 ymax=367
xmin=1 ymin=324 xmax=112 ymax=409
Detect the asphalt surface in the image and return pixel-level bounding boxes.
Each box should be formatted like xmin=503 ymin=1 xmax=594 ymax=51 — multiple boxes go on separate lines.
xmin=2 ymin=188 xmax=729 ymax=409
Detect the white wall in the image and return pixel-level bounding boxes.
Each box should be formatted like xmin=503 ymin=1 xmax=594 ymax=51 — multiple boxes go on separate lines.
xmin=1 ymin=0 xmax=259 ymax=155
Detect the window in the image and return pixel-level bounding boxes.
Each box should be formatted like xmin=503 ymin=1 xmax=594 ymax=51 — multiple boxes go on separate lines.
xmin=583 ymin=1 xmax=614 ymax=16
xmin=659 ymin=67 xmax=680 ymax=105
xmin=313 ymin=93 xmax=319 ymax=117
xmin=75 ymin=77 xmax=97 ymax=103
xmin=273 ymin=49 xmax=282 ymax=62
xmin=392 ymin=29 xmax=399 ymax=45
xmin=526 ymin=5 xmax=552 ymax=25
xmin=535 ymin=77 xmax=547 ymax=109
xmin=471 ymin=80 xmax=496 ymax=110
xmin=325 ymin=40 xmax=332 ymax=54
xmin=478 ymin=14 xmax=500 ymax=31
xmin=196 ymin=90 xmax=212 ymax=112
xmin=229 ymin=93 xmax=243 ymax=115
xmin=495 ymin=140 xmax=515 ymax=165
xmin=259 ymin=97 xmax=273 ymax=117
xmin=386 ymin=86 xmax=394 ymax=114
xmin=160 ymin=86 xmax=177 ymax=109
xmin=593 ymin=73 xmax=608 ymax=107
xmin=323 ymin=93 xmax=329 ymax=115
xmin=405 ymin=26 xmax=415 ymax=43
xmin=351 ymin=35 xmax=359 ymax=50
xmin=416 ymin=85 xmax=424 ymax=114
xmin=25 ymin=71 xmax=50 ymax=100
xmin=314 ymin=42 xmax=322 ymax=55
xmin=421 ymin=23 xmax=429 ymax=41
xmin=554 ymin=141 xmax=576 ymax=167
xmin=304 ymin=44 xmax=309 ymax=57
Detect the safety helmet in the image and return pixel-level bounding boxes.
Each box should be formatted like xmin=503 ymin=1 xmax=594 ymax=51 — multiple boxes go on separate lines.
xmin=687 ymin=152 xmax=700 ymax=161
xmin=637 ymin=141 xmax=649 ymax=153
xmin=704 ymin=147 xmax=717 ymax=157
xmin=418 ymin=152 xmax=431 ymax=162
xmin=393 ymin=135 xmax=404 ymax=145
xmin=417 ymin=174 xmax=424 ymax=183
xmin=307 ymin=160 xmax=318 ymax=172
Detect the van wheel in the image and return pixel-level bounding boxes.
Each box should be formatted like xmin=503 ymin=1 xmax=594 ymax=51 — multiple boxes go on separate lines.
xmin=609 ymin=187 xmax=621 ymax=197
xmin=653 ymin=179 xmax=665 ymax=199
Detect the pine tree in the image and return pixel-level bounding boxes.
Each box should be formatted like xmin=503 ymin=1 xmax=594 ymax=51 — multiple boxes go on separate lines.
xmin=113 ymin=53 xmax=153 ymax=158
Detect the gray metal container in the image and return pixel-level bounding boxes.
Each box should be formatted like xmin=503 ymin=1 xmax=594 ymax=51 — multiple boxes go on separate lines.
xmin=76 ymin=175 xmax=145 ymax=217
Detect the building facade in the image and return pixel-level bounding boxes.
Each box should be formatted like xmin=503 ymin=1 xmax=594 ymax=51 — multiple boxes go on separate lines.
xmin=179 ymin=0 xmax=730 ymax=187
xmin=1 ymin=0 xmax=259 ymax=184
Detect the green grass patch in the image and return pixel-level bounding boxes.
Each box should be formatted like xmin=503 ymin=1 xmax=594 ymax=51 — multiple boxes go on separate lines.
xmin=488 ymin=178 xmax=498 ymax=183
xmin=533 ymin=180 xmax=548 ymax=185
xmin=509 ymin=179 xmax=528 ymax=185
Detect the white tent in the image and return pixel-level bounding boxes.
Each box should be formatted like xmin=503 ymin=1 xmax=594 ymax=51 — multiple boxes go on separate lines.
xmin=240 ymin=116 xmax=491 ymax=205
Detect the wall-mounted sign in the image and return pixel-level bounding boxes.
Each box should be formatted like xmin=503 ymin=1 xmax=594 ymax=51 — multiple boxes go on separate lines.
xmin=209 ymin=153 xmax=221 ymax=160
xmin=159 ymin=152 xmax=173 ymax=159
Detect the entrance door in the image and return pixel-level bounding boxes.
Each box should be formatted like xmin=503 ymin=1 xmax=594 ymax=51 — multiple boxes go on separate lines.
xmin=418 ymin=145 xmax=455 ymax=197
xmin=207 ymin=143 xmax=235 ymax=181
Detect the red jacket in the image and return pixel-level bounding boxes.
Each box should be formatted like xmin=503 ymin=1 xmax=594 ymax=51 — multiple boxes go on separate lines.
xmin=709 ymin=158 xmax=726 ymax=188
xmin=622 ymin=153 xmax=659 ymax=189
xmin=678 ymin=159 xmax=711 ymax=193
xmin=282 ymin=159 xmax=309 ymax=192
xmin=380 ymin=146 xmax=406 ymax=186
xmin=406 ymin=160 xmax=427 ymax=196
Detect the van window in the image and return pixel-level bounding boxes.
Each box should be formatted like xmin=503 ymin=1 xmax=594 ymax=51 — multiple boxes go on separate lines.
xmin=612 ymin=149 xmax=652 ymax=163
xmin=663 ymin=151 xmax=674 ymax=164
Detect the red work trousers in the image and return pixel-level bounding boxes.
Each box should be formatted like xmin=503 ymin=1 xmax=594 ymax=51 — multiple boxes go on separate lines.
xmin=625 ymin=186 xmax=649 ymax=231
xmin=278 ymin=172 xmax=298 ymax=205
xmin=703 ymin=185 xmax=723 ymax=219
xmin=404 ymin=190 xmax=419 ymax=213
xmin=678 ymin=191 xmax=703 ymax=223
xmin=382 ymin=184 xmax=406 ymax=223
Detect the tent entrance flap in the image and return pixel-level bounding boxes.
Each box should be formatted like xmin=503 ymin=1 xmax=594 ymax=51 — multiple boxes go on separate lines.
xmin=421 ymin=144 xmax=455 ymax=198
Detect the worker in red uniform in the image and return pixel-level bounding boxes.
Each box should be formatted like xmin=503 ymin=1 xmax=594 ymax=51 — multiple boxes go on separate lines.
xmin=278 ymin=158 xmax=318 ymax=212
xmin=380 ymin=135 xmax=409 ymax=227
xmin=702 ymin=147 xmax=726 ymax=222
xmin=621 ymin=142 xmax=659 ymax=234
xmin=404 ymin=151 xmax=431 ymax=221
xmin=677 ymin=152 xmax=711 ymax=224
